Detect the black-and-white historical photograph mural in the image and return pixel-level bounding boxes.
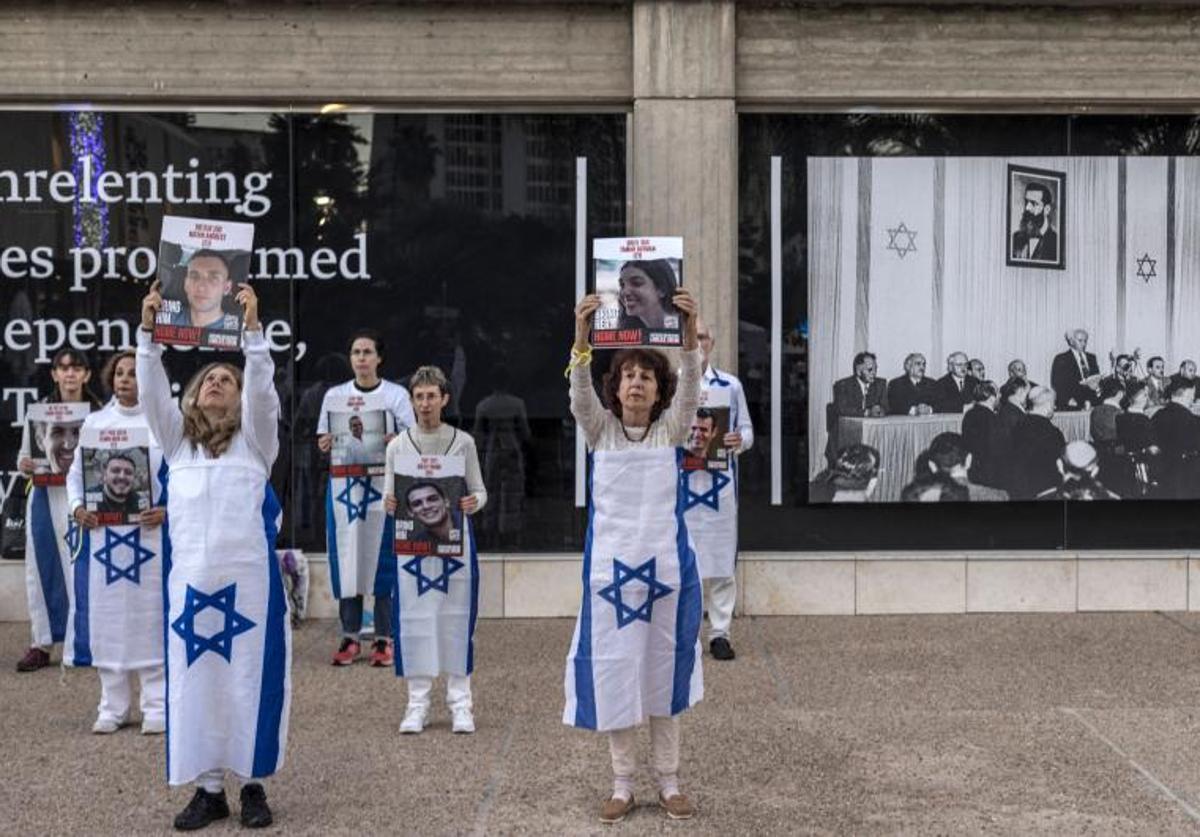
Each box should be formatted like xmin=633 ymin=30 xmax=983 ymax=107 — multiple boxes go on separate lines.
xmin=809 ymin=156 xmax=1200 ymax=503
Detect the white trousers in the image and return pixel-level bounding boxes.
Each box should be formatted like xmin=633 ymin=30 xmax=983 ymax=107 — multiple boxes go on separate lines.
xmin=196 ymin=769 xmax=264 ymax=794
xmin=97 ymin=665 xmax=166 ymax=724
xmin=704 ymin=576 xmax=736 ymax=641
xmin=608 ymin=715 xmax=681 ymax=784
xmin=406 ymin=674 xmax=472 ymax=711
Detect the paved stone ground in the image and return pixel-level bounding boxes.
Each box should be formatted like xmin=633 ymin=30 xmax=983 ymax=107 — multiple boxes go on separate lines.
xmin=3 ymin=613 xmax=1200 ymax=835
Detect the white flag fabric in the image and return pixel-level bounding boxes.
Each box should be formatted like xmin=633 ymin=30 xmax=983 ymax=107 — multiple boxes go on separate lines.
xmin=325 ymin=475 xmax=395 ymax=599
xmin=65 ymin=463 xmax=167 ymax=670
xmin=164 ymin=477 xmax=291 ymax=786
xmin=25 ymin=484 xmax=75 ymax=647
xmin=392 ymin=519 xmax=478 ymax=678
xmin=564 ymin=447 xmax=703 ymax=732
xmin=681 ymin=459 xmax=737 ymax=580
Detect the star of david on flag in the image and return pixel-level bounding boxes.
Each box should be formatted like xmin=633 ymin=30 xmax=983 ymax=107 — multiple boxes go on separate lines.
xmin=64 ymin=519 xmax=82 ymax=559
xmin=336 ymin=476 xmax=381 ymax=523
xmin=402 ymin=554 xmax=464 ymax=596
xmin=683 ymin=469 xmax=730 ymax=512
xmin=597 ymin=557 xmax=673 ymax=629
xmin=93 ymin=527 xmax=155 ymax=585
xmin=171 ymin=583 xmax=257 ymax=666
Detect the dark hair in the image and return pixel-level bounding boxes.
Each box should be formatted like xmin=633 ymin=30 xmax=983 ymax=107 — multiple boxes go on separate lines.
xmin=694 ymin=407 xmax=716 ymax=424
xmin=1148 ymin=356 xmax=1164 ymax=369
xmin=999 ymin=377 xmax=1030 ymax=402
xmin=1167 ymin=376 xmax=1196 ymax=400
xmin=1098 ymin=377 xmax=1125 ymax=402
xmin=103 ymin=451 xmax=137 ymax=471
xmin=48 ymin=347 xmax=102 ymax=407
xmin=971 ymin=380 xmax=997 ymax=403
xmin=347 ymin=329 xmax=386 ymax=365
xmin=100 ymin=350 xmax=137 ymax=397
xmin=852 ymin=351 xmax=876 ymax=371
xmin=824 ymin=444 xmax=880 ymax=491
xmin=1121 ymin=379 xmax=1148 ymax=410
xmin=616 ymin=259 xmax=680 ymax=326
xmin=901 ymin=472 xmax=969 ymax=503
xmin=600 ymin=348 xmax=678 ymax=424
xmin=1024 ymin=182 xmax=1052 ymax=206
xmin=188 ymin=248 xmax=232 ymax=272
xmin=1059 ymin=476 xmax=1111 ymax=501
xmin=926 ymin=432 xmax=968 ymax=473
xmin=405 ymin=480 xmax=447 ymax=506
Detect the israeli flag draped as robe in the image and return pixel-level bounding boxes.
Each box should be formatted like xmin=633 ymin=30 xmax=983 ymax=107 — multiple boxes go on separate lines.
xmin=326 ymin=478 xmax=395 ymax=600
xmin=564 ymin=447 xmax=703 ymax=732
xmin=681 ymin=458 xmax=738 ymax=580
xmin=65 ymin=462 xmax=167 ymax=670
xmin=392 ymin=520 xmax=478 ymax=678
xmin=25 ymin=484 xmax=75 ymax=647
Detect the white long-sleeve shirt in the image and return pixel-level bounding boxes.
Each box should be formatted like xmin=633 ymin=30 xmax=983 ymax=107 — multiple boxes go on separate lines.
xmin=570 ymin=348 xmax=703 ymax=451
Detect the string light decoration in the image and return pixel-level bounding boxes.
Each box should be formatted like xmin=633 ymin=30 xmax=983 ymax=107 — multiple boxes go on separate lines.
xmin=68 ymin=111 xmax=109 ymax=248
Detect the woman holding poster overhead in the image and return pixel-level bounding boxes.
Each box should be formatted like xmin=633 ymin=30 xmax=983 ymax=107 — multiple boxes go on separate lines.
xmin=138 ymin=280 xmax=287 ymax=831
xmin=383 ymin=365 xmax=486 ymax=735
xmin=65 ymin=350 xmax=168 ymax=735
xmin=15 ymin=347 xmax=101 ymax=673
xmin=316 ymin=330 xmax=415 ymax=668
xmin=565 ymin=286 xmax=703 ymax=823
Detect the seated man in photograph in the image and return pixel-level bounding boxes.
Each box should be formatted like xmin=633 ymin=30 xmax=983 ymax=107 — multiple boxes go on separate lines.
xmin=95 ymin=452 xmax=143 ymax=517
xmin=1144 ymin=355 xmax=1168 ymax=408
xmin=1034 ymin=440 xmax=1121 ymax=501
xmin=1012 ymin=385 xmax=1066 ymax=499
xmin=828 ymin=351 xmax=887 ymax=463
xmin=1169 ymin=359 xmax=1198 ymax=390
xmin=933 ymin=351 xmax=974 ymax=413
xmin=922 ymin=431 xmax=1008 ymax=501
xmin=1050 ymin=328 xmax=1101 ymax=411
xmin=900 ymin=472 xmax=969 ymax=503
xmin=1150 ymin=377 xmax=1200 ymax=498
xmin=1005 ymin=358 xmax=1037 ymax=388
xmin=887 ymin=353 xmax=939 ymax=416
xmin=967 ymin=358 xmax=987 ymax=383
xmin=961 ymin=381 xmax=1004 ymax=489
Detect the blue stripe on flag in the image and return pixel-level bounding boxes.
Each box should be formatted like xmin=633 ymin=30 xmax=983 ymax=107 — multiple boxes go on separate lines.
xmin=372 ymin=514 xmax=396 ymax=597
xmin=466 ymin=518 xmax=479 ymax=675
xmin=671 ymin=448 xmax=701 ymax=715
xmin=30 ymin=486 xmax=69 ymax=643
xmin=572 ymin=453 xmax=598 ymax=730
xmin=252 ymin=485 xmax=287 ymax=778
xmin=157 ymin=461 xmax=173 ymax=782
xmin=71 ymin=527 xmax=92 ymax=666
xmin=391 ymin=572 xmax=404 ymax=677
xmin=325 ymin=479 xmax=343 ymax=599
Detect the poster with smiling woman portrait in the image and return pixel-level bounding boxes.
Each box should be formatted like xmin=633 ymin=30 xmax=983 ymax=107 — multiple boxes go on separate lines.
xmin=592 ymin=236 xmax=683 ymax=348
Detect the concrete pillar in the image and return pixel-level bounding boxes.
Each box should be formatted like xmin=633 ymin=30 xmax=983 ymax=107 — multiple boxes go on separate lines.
xmin=631 ymin=0 xmax=738 ymax=371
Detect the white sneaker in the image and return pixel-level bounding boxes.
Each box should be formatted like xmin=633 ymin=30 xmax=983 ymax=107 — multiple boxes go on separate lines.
xmin=399 ymin=705 xmax=427 ymax=734
xmin=451 ymin=705 xmax=475 ymax=734
xmin=141 ymin=716 xmax=165 ymax=735
xmin=92 ymin=715 xmax=127 ymax=735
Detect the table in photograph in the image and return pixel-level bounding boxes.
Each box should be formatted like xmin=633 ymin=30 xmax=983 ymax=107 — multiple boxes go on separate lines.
xmin=837 ymin=412 xmax=1090 ymax=502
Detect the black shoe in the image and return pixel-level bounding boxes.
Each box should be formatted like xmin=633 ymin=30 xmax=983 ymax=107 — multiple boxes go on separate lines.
xmin=240 ymin=783 xmax=274 ymax=828
xmin=174 ymin=788 xmax=230 ymax=831
xmin=710 ymin=637 xmax=736 ymax=661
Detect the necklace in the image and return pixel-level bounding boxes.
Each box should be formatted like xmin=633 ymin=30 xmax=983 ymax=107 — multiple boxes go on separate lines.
xmin=406 ymin=426 xmax=458 ymax=456
xmin=620 ymin=421 xmax=651 ymax=444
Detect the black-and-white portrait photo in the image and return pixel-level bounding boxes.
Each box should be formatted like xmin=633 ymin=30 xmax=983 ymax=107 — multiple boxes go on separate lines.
xmin=1007 ymin=164 xmax=1065 ymax=270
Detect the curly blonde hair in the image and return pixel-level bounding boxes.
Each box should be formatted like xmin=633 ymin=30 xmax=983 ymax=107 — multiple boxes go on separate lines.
xmin=181 ymin=362 xmax=243 ymax=458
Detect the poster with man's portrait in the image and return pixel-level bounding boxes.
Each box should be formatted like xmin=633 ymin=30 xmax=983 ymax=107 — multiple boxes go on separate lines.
xmin=683 ymin=387 xmax=731 ymax=472
xmin=26 ymin=403 xmax=91 ymax=487
xmin=153 ymin=216 xmax=254 ymax=350
xmin=80 ymin=426 xmax=151 ymax=526
xmin=328 ymin=393 xmax=389 ymax=477
xmin=1006 ymin=164 xmax=1066 ymax=270
xmin=392 ymin=454 xmax=466 ymax=557
xmin=592 ymin=236 xmax=683 ymax=348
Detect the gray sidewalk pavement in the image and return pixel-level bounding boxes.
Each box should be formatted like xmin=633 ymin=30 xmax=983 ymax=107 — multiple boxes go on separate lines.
xmin=3 ymin=613 xmax=1200 ymax=835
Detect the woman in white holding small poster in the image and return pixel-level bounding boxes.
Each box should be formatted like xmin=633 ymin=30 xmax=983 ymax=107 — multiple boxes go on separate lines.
xmin=564 ymin=285 xmax=704 ymax=823
xmin=65 ymin=350 xmax=168 ymax=736
xmin=138 ymin=279 xmax=288 ymax=832
xmin=383 ymin=365 xmax=486 ymax=735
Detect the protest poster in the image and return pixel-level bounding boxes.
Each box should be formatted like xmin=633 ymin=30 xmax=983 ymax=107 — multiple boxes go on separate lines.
xmin=327 ymin=390 xmax=391 ymax=478
xmin=80 ymin=426 xmax=151 ymax=525
xmin=393 ymin=454 xmax=466 ymax=557
xmin=592 ymin=236 xmax=683 ymax=348
xmin=683 ymin=386 xmax=731 ymax=471
xmin=26 ymin=402 xmax=91 ymax=487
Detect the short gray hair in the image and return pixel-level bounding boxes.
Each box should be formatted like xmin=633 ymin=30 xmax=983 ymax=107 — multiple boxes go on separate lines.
xmin=409 ymin=365 xmax=449 ymax=395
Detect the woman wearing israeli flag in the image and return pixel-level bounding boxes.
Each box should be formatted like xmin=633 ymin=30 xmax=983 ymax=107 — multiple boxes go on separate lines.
xmin=65 ymin=350 xmax=168 ymax=736
xmin=138 ymin=281 xmax=288 ymax=831
xmin=564 ymin=287 xmax=704 ymax=823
